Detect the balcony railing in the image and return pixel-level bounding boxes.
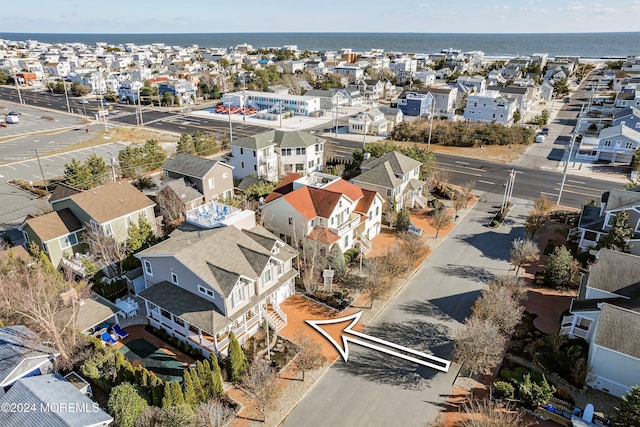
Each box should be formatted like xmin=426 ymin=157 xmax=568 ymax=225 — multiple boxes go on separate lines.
xmin=329 ymin=213 xmax=361 ymax=236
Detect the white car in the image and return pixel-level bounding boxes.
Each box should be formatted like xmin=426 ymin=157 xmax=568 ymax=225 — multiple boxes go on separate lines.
xmin=5 ymin=115 xmax=19 ymax=124
xmin=78 ymin=99 xmax=89 ymax=104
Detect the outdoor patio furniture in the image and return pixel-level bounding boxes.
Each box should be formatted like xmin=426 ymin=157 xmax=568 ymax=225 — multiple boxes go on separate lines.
xmin=100 ymin=331 xmax=117 ymax=345
xmin=112 ymin=324 xmax=129 ymax=339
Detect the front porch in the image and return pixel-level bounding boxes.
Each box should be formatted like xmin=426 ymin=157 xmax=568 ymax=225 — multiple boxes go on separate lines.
xmin=560 ymin=314 xmax=592 ymax=340
xmin=138 ymin=280 xmax=290 ymax=358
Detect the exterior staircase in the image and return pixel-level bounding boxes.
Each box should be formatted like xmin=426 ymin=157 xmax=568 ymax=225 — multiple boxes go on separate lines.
xmin=266 ymin=305 xmax=287 ymax=332
xmin=102 ymin=262 xmax=118 ymax=279
xmin=414 ymin=193 xmax=430 ymax=209
xmin=356 ymin=235 xmax=372 ymax=255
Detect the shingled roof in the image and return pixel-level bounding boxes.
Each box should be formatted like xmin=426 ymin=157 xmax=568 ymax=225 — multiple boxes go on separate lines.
xmin=0 ymin=326 xmax=58 ymax=387
xmin=360 ymin=151 xmax=422 ymax=175
xmin=24 ymin=208 xmax=83 ymax=242
xmin=138 ymin=225 xmax=292 ymax=297
xmin=353 ymin=161 xmax=404 ymax=189
xmin=586 ymin=249 xmax=640 ymax=298
xmin=594 ymin=303 xmax=640 ymax=360
xmin=231 ymin=129 xmax=325 ymax=150
xmin=603 ymin=189 xmax=640 ymax=212
xmin=67 ymin=181 xmax=154 ymax=224
xmin=162 ymin=153 xmax=224 ymax=179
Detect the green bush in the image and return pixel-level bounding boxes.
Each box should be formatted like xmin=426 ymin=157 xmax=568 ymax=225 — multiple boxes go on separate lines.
xmin=493 ymin=381 xmax=515 ymax=399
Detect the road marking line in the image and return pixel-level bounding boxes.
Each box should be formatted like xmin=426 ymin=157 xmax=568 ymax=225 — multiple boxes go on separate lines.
xmin=568 ymin=179 xmax=585 ymax=184
xmin=32 ymin=175 xmax=41 ymax=179
xmin=5 ymin=165 xmax=17 ymax=170
xmin=178 ymin=126 xmax=186 ymax=129
xmin=541 ymin=191 xmax=557 ymax=197
xmin=478 ymin=180 xmax=495 ymax=185
xmin=554 ymin=187 xmax=600 ymax=198
xmin=455 ymin=161 xmax=469 ymax=165
xmin=437 ymin=161 xmax=485 ymax=172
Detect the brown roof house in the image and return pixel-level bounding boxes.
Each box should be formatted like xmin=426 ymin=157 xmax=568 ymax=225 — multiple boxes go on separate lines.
xmin=20 ymin=181 xmax=156 ymax=275
xmin=561 ymin=249 xmax=640 ymax=397
xmin=162 ymin=154 xmax=234 ymax=202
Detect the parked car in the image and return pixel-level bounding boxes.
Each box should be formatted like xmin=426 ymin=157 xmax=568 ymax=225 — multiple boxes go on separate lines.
xmin=5 ymin=115 xmax=19 ymax=124
xmin=535 ymin=135 xmax=545 ymax=143
xmin=541 ymin=127 xmax=550 ymax=135
xmin=78 ymin=99 xmax=89 ymax=104
xmin=7 ymin=110 xmax=21 ymax=116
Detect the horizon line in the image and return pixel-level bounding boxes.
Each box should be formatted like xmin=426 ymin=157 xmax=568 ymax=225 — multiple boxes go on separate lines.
xmin=1 ymin=31 xmax=639 ymax=36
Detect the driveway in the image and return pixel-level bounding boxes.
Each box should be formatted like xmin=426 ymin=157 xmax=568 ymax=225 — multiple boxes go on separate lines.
xmin=281 ymin=194 xmax=532 ymax=427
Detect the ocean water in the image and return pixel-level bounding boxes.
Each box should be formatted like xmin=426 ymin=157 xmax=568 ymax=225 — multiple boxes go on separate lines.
xmin=1 ymin=32 xmax=638 ymax=59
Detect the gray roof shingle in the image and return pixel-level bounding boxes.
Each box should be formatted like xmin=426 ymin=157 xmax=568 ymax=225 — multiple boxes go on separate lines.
xmin=594 ymin=303 xmax=640 ymax=359
xmin=360 ymin=151 xmax=422 ymax=175
xmin=353 ymin=161 xmax=403 ymax=189
xmin=604 ymin=189 xmax=640 ymax=211
xmin=162 ymin=153 xmax=222 ymax=179
xmin=139 ymin=281 xmax=229 ymax=335
xmin=586 ymin=249 xmax=640 ymax=297
xmin=0 ymin=326 xmax=58 ymax=387
xmin=0 ymin=373 xmax=113 ymax=427
xmin=231 ymin=130 xmax=324 ymax=150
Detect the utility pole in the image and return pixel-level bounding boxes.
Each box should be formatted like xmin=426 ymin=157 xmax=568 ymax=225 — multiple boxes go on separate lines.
xmin=362 ymin=115 xmax=369 ymax=149
xmin=109 ymin=152 xmax=117 ymax=182
xmin=427 ymin=93 xmax=435 ymax=150
xmin=501 ymin=168 xmax=516 ymax=213
xmin=13 ymin=70 xmax=24 ymax=105
xmin=137 ymin=87 xmax=144 ymax=126
xmin=34 ymin=149 xmax=49 ymax=194
xmin=63 ymin=79 xmax=71 ymax=113
xmin=226 ymin=97 xmax=233 ymax=142
xmin=557 ymin=133 xmax=576 ymax=206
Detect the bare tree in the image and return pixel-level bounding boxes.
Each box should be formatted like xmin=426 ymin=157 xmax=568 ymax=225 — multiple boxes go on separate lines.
xmin=429 ymin=208 xmax=452 ymax=238
xmin=0 ymin=256 xmax=89 ymax=361
xmin=454 ymin=317 xmax=506 ymax=377
xmin=524 ymin=211 xmax=547 ymax=239
xmin=82 ymin=225 xmax=127 ymax=275
xmin=533 ymin=195 xmax=553 ymax=215
xmin=292 ymin=333 xmax=325 ymax=381
xmin=462 ymin=180 xmax=475 ymax=208
xmin=452 ymin=192 xmax=466 ymax=220
xmin=157 ymin=185 xmax=187 ymax=225
xmin=196 ymin=399 xmax=236 ymax=427
xmin=299 ymin=238 xmax=328 ymax=294
xmin=432 ymin=167 xmax=451 ymax=195
xmin=489 ymin=275 xmax=527 ymax=303
xmin=459 ymin=398 xmax=530 ymax=427
xmin=509 ymin=238 xmax=540 ymax=276
xmin=241 ymin=358 xmax=281 ymax=423
xmin=361 ymin=258 xmax=390 ymax=308
xmin=397 ymin=232 xmax=430 ymax=261
xmin=472 ymin=286 xmax=524 ymax=335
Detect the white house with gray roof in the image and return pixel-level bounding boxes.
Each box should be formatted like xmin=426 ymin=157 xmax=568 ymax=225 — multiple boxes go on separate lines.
xmin=352 ymin=151 xmax=427 ymax=212
xmin=575 ymin=188 xmax=640 ymax=254
xmin=228 ymin=130 xmax=325 ymax=182
xmin=561 ymin=249 xmax=640 ymax=397
xmin=0 ymin=373 xmax=113 ymax=426
xmin=592 ymin=124 xmax=640 ymax=164
xmin=136 ymin=224 xmax=297 ymax=357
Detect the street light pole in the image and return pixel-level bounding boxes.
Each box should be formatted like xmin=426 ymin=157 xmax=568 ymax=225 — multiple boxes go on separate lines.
xmin=12 ymin=70 xmax=24 ymax=105
xmin=427 ymin=94 xmax=435 ymax=150
xmin=226 ymin=97 xmax=233 ymax=142
xmin=137 ymin=87 xmax=144 ymax=126
xmin=361 ymin=115 xmax=369 ymax=149
xmin=557 ymin=133 xmax=576 ymax=206
xmin=63 ymin=79 xmax=71 ymax=113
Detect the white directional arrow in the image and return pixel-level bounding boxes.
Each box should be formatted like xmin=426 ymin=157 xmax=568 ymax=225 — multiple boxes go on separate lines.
xmin=306 ymin=311 xmax=451 ymax=372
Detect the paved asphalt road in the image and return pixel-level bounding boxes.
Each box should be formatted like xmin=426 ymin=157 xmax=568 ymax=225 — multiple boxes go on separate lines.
xmin=282 ymin=192 xmax=532 ymax=427
xmin=0 ymin=86 xmax=270 ymax=139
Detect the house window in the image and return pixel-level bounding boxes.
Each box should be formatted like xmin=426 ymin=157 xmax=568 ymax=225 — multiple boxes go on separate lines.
xmin=240 ymin=148 xmax=244 ymax=155
xmin=208 ymin=178 xmax=215 ymax=189
xmin=171 ymin=272 xmax=178 ymax=285
xmin=140 ymin=210 xmax=147 ymax=219
xmin=103 ymin=223 xmax=112 ymax=236
xmin=263 ymin=268 xmax=272 ymax=283
xmin=604 ymin=140 xmax=611 ymax=147
xmin=231 ymin=285 xmax=245 ymax=307
xmin=59 ymin=233 xmax=78 ymax=249
xmin=296 ymin=148 xmax=306 ymax=155
xmin=376 ymin=206 xmax=380 ymax=216
xmin=344 ymin=235 xmax=349 ymax=247
xmin=160 ymin=309 xmax=171 ymax=320
xmin=125 ymin=216 xmax=132 ymax=228
xmin=277 ymin=264 xmax=283 ymax=276
xmin=282 ymin=148 xmax=291 ymax=156
xmin=42 ymin=242 xmax=48 ymax=253
xmin=223 ymin=172 xmax=229 ymax=178
xmin=386 ymin=188 xmax=392 ymax=197
xmin=198 ymin=285 xmax=214 ymax=299
xmin=254 ymin=165 xmax=257 ymax=171
xmin=90 ymin=220 xmax=100 ymax=234
xmin=288 ymin=217 xmax=293 ymax=225
xmin=253 ymin=150 xmax=256 ymax=157
xmin=308 ymin=160 xmax=314 ymax=168
xmin=626 ymin=142 xmax=633 ymax=149
xmin=174 ymin=317 xmax=185 ymax=328
xmin=241 ymin=162 xmax=245 ymax=168
xmin=144 ymin=260 xmax=153 ymax=276
xmin=606 ymin=214 xmax=617 ymax=227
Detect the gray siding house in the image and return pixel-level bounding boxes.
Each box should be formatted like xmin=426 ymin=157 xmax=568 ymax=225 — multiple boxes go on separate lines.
xmin=162 ymin=154 xmax=234 ymax=202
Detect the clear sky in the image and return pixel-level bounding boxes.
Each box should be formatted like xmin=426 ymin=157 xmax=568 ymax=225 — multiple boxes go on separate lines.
xmin=3 ymin=0 xmax=639 ymax=34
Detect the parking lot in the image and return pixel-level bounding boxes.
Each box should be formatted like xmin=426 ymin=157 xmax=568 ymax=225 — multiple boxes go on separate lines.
xmin=0 ymin=102 xmax=84 ymax=139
